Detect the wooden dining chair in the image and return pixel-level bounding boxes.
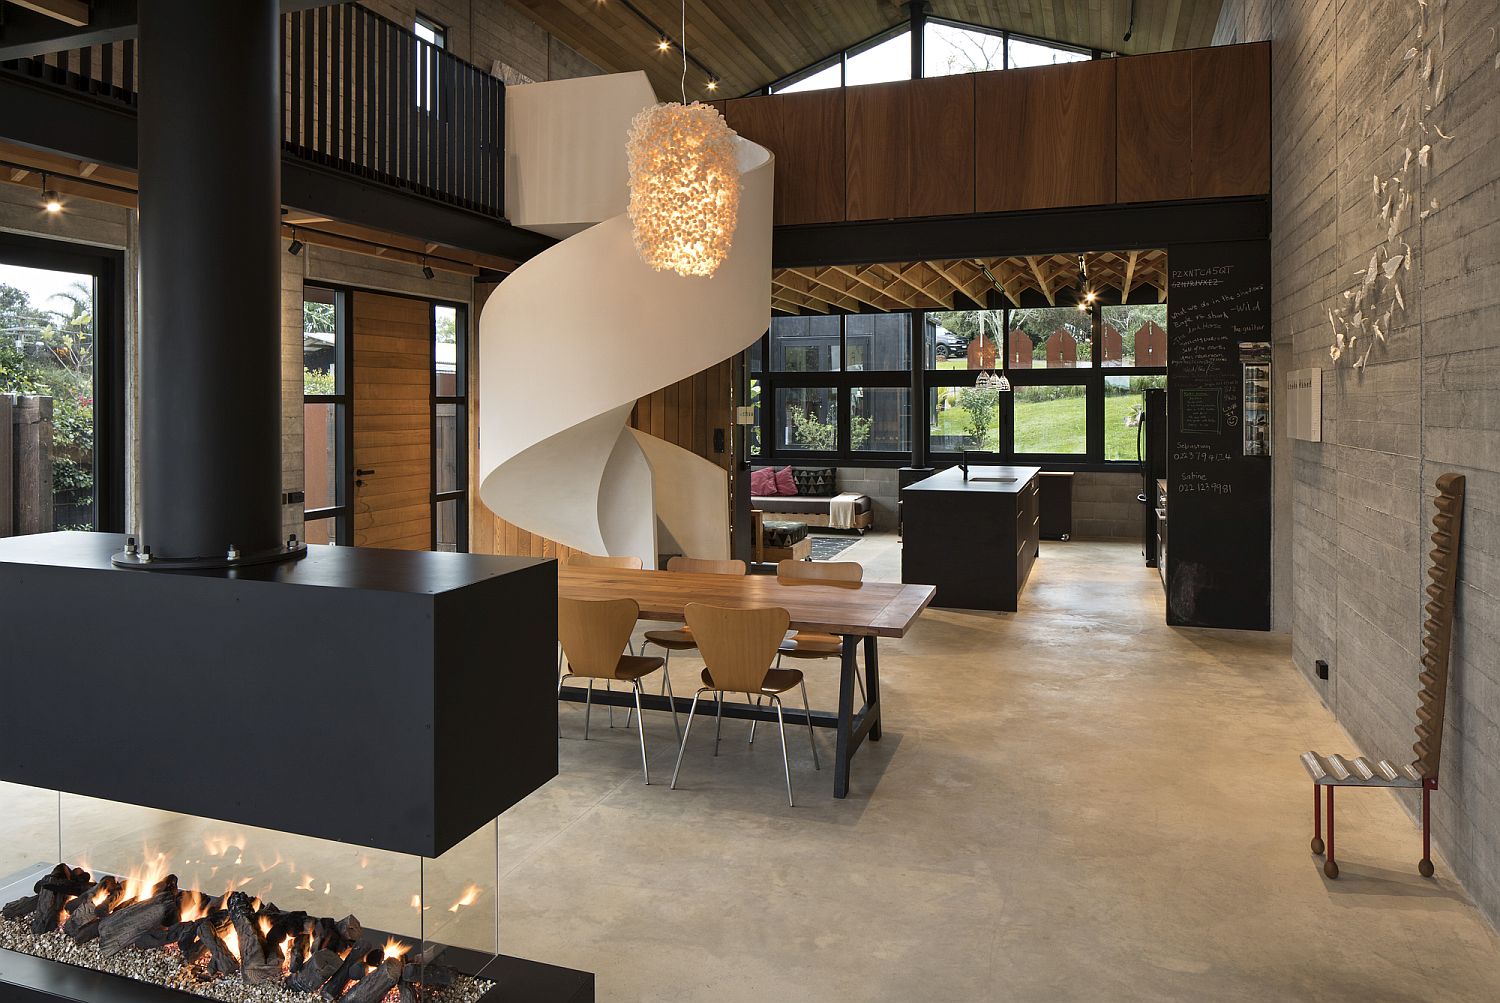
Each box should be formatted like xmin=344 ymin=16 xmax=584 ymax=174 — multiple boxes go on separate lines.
xmin=640 ymin=556 xmax=748 ymax=689
xmin=557 ymin=596 xmax=677 ymax=783
xmin=776 ymin=559 xmax=865 ymax=702
xmin=670 ymin=603 xmax=818 ymax=806
xmin=563 ymin=553 xmax=646 ymax=727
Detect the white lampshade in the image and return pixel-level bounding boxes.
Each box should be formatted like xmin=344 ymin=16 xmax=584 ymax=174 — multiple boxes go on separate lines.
xmin=626 ymin=102 xmax=741 ymax=278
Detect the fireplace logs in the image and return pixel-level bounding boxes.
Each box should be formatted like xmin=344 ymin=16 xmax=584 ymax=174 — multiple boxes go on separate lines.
xmin=2 ymin=862 xmax=494 ymax=1002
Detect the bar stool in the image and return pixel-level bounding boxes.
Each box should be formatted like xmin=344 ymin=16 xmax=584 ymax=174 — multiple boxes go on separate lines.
xmin=670 ymin=603 xmax=818 ymax=807
xmin=557 ymin=596 xmax=675 ymax=784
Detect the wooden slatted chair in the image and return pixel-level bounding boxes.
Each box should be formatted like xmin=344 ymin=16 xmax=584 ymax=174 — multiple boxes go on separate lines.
xmin=557 ymin=596 xmax=674 ymax=784
xmin=670 ymin=603 xmax=819 ymax=806
xmin=1301 ymin=473 xmax=1465 ymax=879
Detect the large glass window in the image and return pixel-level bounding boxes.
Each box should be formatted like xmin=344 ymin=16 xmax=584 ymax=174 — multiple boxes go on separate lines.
xmin=924 ymin=22 xmax=1004 ymax=77
xmin=1007 ymin=35 xmax=1091 ymax=68
xmin=852 ymin=387 xmax=910 ymax=452
xmin=1104 ymin=375 xmax=1168 ymax=461
xmin=770 ymin=315 xmax=841 ymax=371
xmin=1009 ymin=306 xmax=1092 ymax=369
xmin=777 ymin=386 xmax=838 ymax=452
xmin=844 ymin=30 xmax=911 ymax=86
xmin=846 ymin=313 xmax=911 ymax=371
xmin=0 ymin=262 xmax=105 ymax=531
xmin=926 ymin=309 xmax=1002 ymax=370
xmin=929 ymin=385 xmax=998 ymax=453
xmin=433 ymin=303 xmax=467 ymax=552
xmin=1013 ymin=384 xmax=1088 ymax=455
xmin=1100 ymin=304 xmax=1168 ymax=368
xmin=773 ymin=60 xmax=841 ymax=94
xmin=302 ymin=285 xmax=347 ymax=545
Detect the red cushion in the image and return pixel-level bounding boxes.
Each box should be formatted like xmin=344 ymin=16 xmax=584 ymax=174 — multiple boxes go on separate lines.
xmin=750 ymin=466 xmax=777 ymax=496
xmin=775 ymin=466 xmax=798 ymax=496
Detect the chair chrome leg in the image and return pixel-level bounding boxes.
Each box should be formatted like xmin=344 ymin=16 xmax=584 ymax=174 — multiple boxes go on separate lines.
xmin=713 ymin=691 xmax=724 ymax=756
xmin=607 ymin=679 xmax=615 ymax=728
xmin=661 ymin=649 xmax=671 ymax=695
xmin=749 ymin=695 xmax=762 ymax=745
xmin=800 ymin=678 xmax=820 ymax=771
xmin=670 ymin=688 xmax=709 ymax=790
xmin=633 ymin=680 xmax=650 ymax=785
xmin=584 ymin=679 xmax=594 ymax=740
xmin=557 ymin=672 xmax=572 ymax=740
xmin=662 ymin=661 xmax=682 ymax=744
xmin=773 ymin=695 xmax=793 ymax=807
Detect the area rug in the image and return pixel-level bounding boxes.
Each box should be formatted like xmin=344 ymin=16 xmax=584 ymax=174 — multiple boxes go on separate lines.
xmin=810 ymin=533 xmax=859 ymax=561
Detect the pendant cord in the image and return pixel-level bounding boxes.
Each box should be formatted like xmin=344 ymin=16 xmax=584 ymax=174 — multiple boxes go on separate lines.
xmin=680 ymin=0 xmax=687 ymax=103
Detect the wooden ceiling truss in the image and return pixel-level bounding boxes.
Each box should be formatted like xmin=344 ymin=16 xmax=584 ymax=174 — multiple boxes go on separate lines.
xmin=772 ymin=250 xmax=1168 ymax=317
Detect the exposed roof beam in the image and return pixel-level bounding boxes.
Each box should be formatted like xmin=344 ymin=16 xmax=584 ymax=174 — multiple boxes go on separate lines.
xmin=1026 ymin=256 xmax=1057 ymax=305
xmin=776 ymin=270 xmax=861 ymax=312
xmin=1123 ymin=250 xmax=1138 ymax=296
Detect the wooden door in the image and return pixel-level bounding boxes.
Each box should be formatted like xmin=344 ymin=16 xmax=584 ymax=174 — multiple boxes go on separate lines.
xmin=352 ymin=290 xmax=432 ymax=549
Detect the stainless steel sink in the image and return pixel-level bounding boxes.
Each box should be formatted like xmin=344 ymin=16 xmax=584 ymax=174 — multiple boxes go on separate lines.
xmin=968 ymin=476 xmax=1017 ymax=483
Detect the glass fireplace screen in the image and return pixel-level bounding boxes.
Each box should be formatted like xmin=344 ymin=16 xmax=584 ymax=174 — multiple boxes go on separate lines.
xmin=0 ymin=781 xmax=499 ymax=1001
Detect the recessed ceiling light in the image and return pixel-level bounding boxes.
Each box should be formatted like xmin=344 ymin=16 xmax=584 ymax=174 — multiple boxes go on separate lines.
xmin=657 ymin=38 xmax=671 ymax=52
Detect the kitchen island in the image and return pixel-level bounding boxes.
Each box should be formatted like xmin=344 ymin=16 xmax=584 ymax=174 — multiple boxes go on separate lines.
xmin=900 ymin=465 xmax=1041 ymax=612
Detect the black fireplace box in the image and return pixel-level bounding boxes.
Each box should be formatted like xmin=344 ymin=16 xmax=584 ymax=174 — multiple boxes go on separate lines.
xmin=0 ymin=532 xmax=558 ymax=858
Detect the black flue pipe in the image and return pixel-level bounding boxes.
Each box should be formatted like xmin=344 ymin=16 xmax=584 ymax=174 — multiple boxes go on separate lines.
xmin=137 ymin=0 xmax=284 ymax=563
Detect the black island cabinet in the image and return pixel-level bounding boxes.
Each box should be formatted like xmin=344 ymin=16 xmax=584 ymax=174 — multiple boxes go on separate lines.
xmin=900 ymin=465 xmax=1041 ymax=612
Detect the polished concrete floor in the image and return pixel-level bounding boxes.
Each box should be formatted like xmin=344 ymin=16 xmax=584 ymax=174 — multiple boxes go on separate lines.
xmin=502 ymin=538 xmax=1500 ymax=1001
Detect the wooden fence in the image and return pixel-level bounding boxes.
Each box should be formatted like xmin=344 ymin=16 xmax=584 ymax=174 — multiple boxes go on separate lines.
xmin=0 ymin=395 xmax=54 ymax=537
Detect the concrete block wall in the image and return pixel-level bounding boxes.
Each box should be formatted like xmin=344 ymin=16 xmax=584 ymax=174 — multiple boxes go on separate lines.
xmin=835 ymin=466 xmax=898 ymax=532
xmin=1071 ymin=471 xmax=1142 ymax=540
xmin=1216 ymin=0 xmax=1500 ymax=927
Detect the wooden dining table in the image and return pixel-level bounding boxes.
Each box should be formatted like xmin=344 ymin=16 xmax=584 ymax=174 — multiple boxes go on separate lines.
xmin=558 ymin=566 xmax=937 ymax=798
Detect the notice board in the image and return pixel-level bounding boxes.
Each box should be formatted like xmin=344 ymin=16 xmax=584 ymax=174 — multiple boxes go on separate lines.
xmin=1166 ymin=239 xmax=1271 ymax=630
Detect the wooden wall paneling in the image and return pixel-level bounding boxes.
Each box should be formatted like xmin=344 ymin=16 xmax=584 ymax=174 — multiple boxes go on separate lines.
xmin=1190 ymin=42 xmax=1270 ymax=197
xmin=775 ymin=90 xmax=846 ymax=225
xmin=975 ymin=59 xmax=1116 ymax=212
xmin=1116 ymin=50 xmax=1192 ymax=203
xmin=352 ymin=290 xmax=432 ymax=550
xmin=844 ymin=80 xmax=911 ymax=221
xmin=908 ymin=74 xmax=975 ymax=218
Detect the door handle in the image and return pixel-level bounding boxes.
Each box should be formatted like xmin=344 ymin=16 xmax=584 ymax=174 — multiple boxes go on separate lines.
xmin=355 ymin=467 xmax=375 ymax=489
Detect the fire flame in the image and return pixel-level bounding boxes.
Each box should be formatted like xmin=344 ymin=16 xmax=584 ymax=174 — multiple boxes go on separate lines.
xmin=382 ymin=937 xmax=411 ymax=961
xmin=179 ymin=890 xmax=206 ymax=924
xmin=122 ymin=848 xmax=171 ymax=903
xmin=258 ymin=915 xmax=273 ymax=938
xmin=222 ymin=925 xmax=241 ymax=962
xmin=448 ymin=884 xmax=482 ymax=913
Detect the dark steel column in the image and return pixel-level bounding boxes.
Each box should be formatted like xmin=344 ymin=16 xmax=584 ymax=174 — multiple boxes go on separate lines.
xmin=137 ymin=0 xmax=283 ymax=563
xmin=907 ymin=1 xmax=930 ymax=79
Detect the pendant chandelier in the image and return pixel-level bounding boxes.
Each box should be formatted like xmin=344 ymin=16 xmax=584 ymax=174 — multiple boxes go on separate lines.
xmin=626 ymin=0 xmax=740 ymax=278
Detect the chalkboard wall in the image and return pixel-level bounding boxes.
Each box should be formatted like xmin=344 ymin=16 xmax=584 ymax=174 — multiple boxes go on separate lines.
xmin=1165 ymin=239 xmax=1272 ymax=630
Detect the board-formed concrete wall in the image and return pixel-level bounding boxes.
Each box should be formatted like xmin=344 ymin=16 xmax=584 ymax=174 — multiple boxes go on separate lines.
xmin=1214 ymin=0 xmax=1500 ymax=926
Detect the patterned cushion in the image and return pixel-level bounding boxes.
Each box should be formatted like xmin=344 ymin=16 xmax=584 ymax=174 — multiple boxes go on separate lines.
xmin=793 ymin=467 xmax=837 ymax=497
xmin=762 ymin=520 xmax=809 ymax=548
xmin=749 ymin=466 xmax=778 ymax=496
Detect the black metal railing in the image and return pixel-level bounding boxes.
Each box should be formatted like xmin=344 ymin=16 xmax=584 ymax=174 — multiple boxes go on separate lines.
xmin=0 ymin=3 xmax=505 ymax=218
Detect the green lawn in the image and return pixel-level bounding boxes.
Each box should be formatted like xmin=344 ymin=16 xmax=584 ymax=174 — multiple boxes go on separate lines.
xmin=929 ymin=392 xmax=1148 ymax=459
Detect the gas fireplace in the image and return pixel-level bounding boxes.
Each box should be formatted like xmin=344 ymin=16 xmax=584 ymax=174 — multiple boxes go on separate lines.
xmin=0 ymin=788 xmax=503 ymax=1001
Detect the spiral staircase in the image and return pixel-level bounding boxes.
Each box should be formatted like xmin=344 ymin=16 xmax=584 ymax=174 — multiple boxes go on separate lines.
xmin=477 ymin=72 xmax=772 ymax=568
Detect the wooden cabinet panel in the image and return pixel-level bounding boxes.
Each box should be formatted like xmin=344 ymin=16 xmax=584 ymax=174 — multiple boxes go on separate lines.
xmin=909 ymin=74 xmax=975 ymax=218
xmin=726 ymin=91 xmax=845 ymax=226
xmin=846 ymin=76 xmax=974 ymax=220
xmin=975 ymin=60 xmax=1116 ymax=212
xmin=844 ymin=80 xmax=910 ymax=220
xmin=1116 ymin=50 xmax=1192 ymax=203
xmin=1191 ymin=42 xmax=1270 ymax=197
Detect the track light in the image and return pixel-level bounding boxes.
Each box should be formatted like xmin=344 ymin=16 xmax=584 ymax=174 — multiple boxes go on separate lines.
xmin=40 ymin=174 xmax=62 ymax=213
xmin=421 ymin=258 xmax=435 ymax=280
xmin=657 ymin=38 xmax=672 ymax=52
xmin=706 ymin=77 xmax=719 ymax=91
xmin=287 ymin=229 xmax=304 ymax=256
